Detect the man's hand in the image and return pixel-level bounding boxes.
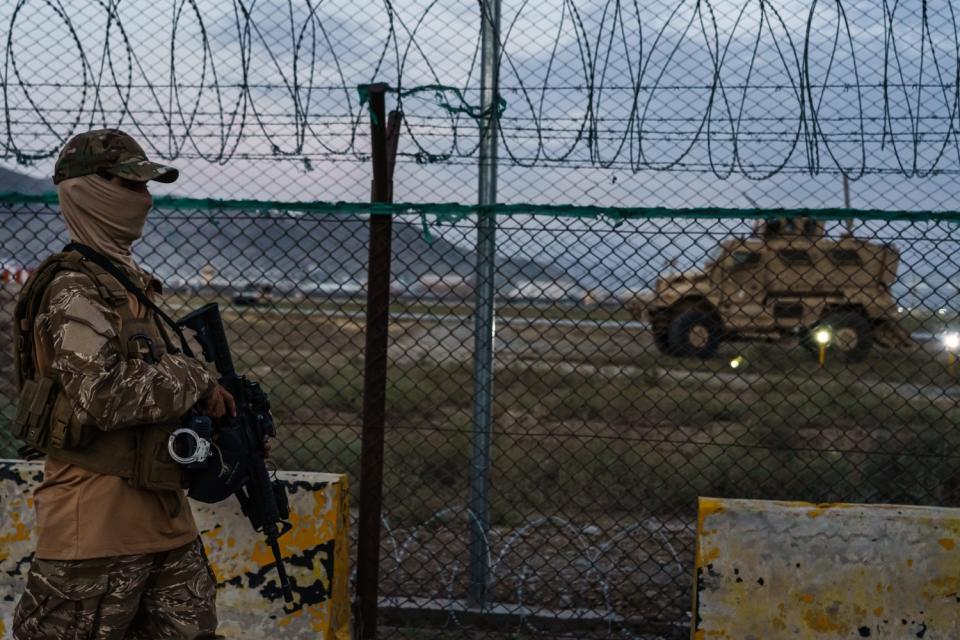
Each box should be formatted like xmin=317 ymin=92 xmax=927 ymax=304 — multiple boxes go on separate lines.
xmin=203 ymin=384 xmax=236 ymax=418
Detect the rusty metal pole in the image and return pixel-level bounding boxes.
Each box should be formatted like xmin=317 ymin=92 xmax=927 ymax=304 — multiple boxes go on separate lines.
xmin=356 ymin=82 xmax=399 ymax=640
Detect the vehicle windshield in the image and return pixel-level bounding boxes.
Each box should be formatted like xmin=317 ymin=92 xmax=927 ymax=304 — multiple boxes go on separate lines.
xmin=731 ymin=251 xmax=760 ymax=267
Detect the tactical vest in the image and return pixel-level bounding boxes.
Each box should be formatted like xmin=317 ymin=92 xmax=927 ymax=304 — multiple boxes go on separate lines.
xmin=12 ymin=250 xmax=185 ymax=493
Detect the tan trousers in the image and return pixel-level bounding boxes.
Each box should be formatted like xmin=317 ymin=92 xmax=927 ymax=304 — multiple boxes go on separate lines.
xmin=12 ymin=537 xmax=218 ymax=640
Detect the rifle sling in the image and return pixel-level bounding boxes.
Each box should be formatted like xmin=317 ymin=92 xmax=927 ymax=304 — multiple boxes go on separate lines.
xmin=63 ymin=243 xmax=195 ymax=359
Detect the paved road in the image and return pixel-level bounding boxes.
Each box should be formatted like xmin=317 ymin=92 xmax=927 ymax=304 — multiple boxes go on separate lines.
xmin=170 ymin=300 xmax=650 ymax=330
xmin=174 ymin=301 xmax=938 ymax=343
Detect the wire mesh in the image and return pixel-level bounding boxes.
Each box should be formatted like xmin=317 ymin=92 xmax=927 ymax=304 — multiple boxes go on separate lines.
xmin=1 ymin=0 xmax=960 ymax=638
xmin=0 ymin=203 xmax=958 ymax=638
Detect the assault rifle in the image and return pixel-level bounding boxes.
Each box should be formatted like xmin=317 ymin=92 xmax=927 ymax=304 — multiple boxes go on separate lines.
xmin=178 ymin=303 xmax=294 ymax=603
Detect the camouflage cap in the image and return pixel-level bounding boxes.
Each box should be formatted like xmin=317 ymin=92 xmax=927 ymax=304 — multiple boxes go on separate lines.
xmin=53 ymin=129 xmax=179 ymax=185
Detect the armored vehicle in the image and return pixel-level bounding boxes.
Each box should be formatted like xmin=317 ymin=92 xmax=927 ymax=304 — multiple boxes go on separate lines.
xmin=644 ymin=217 xmax=912 ymax=362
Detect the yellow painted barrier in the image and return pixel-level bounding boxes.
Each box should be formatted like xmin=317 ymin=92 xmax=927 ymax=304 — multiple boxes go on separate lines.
xmin=0 ymin=461 xmax=351 ymax=639
xmin=694 ymin=497 xmax=960 ymax=639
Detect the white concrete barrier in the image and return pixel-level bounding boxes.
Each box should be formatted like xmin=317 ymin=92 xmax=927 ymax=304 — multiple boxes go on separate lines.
xmin=694 ymin=497 xmax=960 ymax=639
xmin=0 ymin=461 xmax=351 ymax=639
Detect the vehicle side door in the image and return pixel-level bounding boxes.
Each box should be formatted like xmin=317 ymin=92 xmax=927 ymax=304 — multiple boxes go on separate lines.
xmin=719 ymin=249 xmax=773 ymax=332
xmin=768 ymin=244 xmax=820 ymax=327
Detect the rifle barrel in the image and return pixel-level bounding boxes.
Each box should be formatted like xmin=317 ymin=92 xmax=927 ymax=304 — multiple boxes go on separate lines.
xmin=267 ymin=528 xmax=294 ymax=602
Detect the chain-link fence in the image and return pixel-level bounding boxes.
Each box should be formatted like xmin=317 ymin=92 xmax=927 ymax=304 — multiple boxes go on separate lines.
xmin=0 ymin=201 xmax=958 ymax=638
xmin=2 ymin=0 xmax=960 ymax=638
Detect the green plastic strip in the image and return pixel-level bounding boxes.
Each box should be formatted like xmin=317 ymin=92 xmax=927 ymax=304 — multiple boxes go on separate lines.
xmin=357 ymin=83 xmax=506 ymax=121
xmin=1 ymin=192 xmax=958 ymax=225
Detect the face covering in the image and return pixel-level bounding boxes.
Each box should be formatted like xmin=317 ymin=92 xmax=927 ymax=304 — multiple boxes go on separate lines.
xmin=57 ymin=175 xmax=153 ymax=271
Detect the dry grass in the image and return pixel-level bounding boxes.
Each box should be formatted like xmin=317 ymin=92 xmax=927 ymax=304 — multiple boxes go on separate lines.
xmin=3 ymin=298 xmax=957 ymax=528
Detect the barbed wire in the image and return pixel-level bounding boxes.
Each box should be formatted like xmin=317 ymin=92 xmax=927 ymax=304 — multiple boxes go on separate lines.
xmin=1 ymin=1 xmax=959 ymax=182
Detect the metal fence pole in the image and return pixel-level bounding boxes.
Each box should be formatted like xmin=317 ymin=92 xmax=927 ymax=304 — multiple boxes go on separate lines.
xmin=467 ymin=0 xmax=501 ymax=609
xmin=356 ymin=82 xmax=399 ymax=640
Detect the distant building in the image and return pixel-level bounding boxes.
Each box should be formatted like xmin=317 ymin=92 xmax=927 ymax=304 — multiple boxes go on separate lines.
xmin=407 ymin=274 xmax=474 ymax=299
xmin=502 ymin=278 xmax=586 ymax=304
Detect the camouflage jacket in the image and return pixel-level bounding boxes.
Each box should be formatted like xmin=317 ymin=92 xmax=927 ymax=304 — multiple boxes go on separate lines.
xmin=34 ymin=268 xmax=217 ymax=431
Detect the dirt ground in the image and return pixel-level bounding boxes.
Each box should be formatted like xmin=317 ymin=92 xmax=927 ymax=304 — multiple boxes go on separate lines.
xmin=3 ymin=290 xmax=957 ymax=637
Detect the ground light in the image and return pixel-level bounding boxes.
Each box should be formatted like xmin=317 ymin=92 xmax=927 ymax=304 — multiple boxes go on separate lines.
xmin=943 ymin=331 xmax=960 ymax=376
xmin=814 ymin=327 xmax=833 ymax=367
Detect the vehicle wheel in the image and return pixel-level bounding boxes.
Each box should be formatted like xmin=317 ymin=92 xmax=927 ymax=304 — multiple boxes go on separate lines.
xmin=808 ymin=311 xmax=873 ymax=363
xmin=653 ymin=329 xmax=673 ymax=355
xmin=667 ymin=309 xmax=721 ymax=358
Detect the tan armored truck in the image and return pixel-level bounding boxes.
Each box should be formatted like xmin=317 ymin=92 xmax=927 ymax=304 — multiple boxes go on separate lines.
xmin=644 ymin=217 xmax=912 ymax=362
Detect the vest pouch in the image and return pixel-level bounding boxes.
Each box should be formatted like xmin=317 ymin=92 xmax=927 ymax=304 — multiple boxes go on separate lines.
xmin=61 ymin=412 xmax=98 ymax=450
xmin=11 ymin=379 xmax=37 ymax=440
xmin=40 ymin=391 xmax=100 ymax=451
xmin=12 ymin=377 xmax=58 ymax=447
xmin=47 ymin=392 xmax=71 ymax=449
xmin=133 ymin=426 xmax=185 ymax=493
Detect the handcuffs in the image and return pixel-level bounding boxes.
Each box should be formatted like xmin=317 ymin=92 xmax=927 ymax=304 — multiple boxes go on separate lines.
xmin=167 ymin=415 xmax=215 ymax=468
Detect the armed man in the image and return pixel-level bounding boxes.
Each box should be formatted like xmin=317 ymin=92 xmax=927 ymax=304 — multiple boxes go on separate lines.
xmin=11 ymin=129 xmax=236 ymax=639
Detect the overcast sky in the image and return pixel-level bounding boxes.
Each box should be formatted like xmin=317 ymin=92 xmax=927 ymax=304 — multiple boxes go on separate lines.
xmin=0 ymin=0 xmax=957 ymax=212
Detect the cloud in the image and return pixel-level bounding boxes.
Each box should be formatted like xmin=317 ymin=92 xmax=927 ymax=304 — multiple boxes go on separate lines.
xmin=0 ymin=0 xmax=957 ymax=214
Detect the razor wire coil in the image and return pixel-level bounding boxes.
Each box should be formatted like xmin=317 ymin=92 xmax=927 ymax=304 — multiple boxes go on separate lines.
xmin=1 ymin=1 xmax=959 ymax=181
